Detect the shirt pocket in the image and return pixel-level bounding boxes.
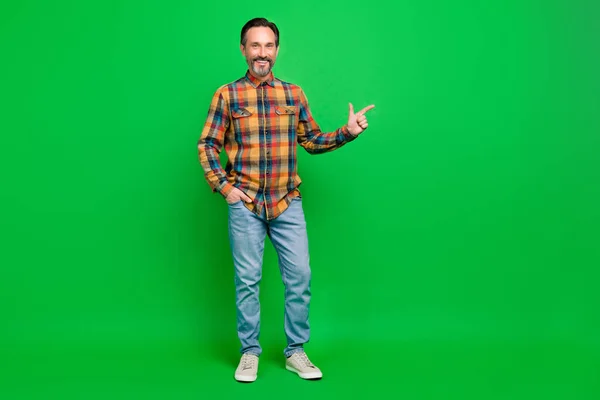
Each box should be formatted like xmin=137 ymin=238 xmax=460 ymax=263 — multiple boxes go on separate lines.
xmin=274 ymin=105 xmax=297 ymax=135
xmin=231 ymin=107 xmax=256 ymax=138
xmin=232 ymin=107 xmax=254 ymax=118
xmin=275 ymin=105 xmax=296 ymax=116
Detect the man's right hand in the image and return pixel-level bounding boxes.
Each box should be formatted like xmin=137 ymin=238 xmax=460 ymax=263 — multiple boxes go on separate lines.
xmin=226 ymin=187 xmax=252 ymax=204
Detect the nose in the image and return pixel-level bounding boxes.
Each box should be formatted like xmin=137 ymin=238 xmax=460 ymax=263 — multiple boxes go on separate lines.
xmin=258 ymin=46 xmax=266 ymax=57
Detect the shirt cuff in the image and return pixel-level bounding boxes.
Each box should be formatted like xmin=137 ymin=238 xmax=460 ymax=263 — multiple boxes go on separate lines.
xmin=342 ymin=125 xmax=358 ymax=140
xmin=216 ymin=181 xmax=235 ymax=198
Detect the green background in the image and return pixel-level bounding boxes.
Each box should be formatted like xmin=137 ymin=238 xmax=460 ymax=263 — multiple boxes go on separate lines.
xmin=1 ymin=0 xmax=599 ymax=398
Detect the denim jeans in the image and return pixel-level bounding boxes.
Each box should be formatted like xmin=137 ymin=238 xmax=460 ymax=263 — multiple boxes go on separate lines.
xmin=227 ymin=197 xmax=311 ymax=358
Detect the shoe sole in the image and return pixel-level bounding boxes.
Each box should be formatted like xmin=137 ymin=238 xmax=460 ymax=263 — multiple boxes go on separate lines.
xmin=285 ymin=365 xmax=323 ymax=380
xmin=234 ymin=374 xmax=257 ymax=383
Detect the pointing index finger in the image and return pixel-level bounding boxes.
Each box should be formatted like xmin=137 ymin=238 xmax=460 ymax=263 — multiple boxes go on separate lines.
xmin=356 ymin=104 xmax=375 ymax=116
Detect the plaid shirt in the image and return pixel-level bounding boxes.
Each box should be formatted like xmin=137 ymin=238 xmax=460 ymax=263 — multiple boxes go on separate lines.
xmin=198 ymin=71 xmax=357 ymax=220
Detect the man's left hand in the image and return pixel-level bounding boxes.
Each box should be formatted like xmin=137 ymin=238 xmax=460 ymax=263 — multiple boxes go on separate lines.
xmin=347 ymin=103 xmax=375 ymax=136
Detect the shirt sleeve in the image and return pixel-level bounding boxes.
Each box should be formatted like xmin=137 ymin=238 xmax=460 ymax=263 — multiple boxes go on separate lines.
xmin=197 ymin=87 xmax=235 ymax=198
xmin=296 ymin=88 xmax=358 ymax=154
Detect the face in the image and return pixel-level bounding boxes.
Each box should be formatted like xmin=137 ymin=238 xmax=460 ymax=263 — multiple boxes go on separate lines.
xmin=240 ymin=27 xmax=279 ymax=80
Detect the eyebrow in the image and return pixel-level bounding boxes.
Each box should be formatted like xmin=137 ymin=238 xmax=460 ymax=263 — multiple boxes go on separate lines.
xmin=249 ymin=41 xmax=276 ymax=46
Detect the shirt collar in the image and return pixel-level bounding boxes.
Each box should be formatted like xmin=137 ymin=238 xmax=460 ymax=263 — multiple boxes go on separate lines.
xmin=245 ymin=70 xmax=275 ymax=88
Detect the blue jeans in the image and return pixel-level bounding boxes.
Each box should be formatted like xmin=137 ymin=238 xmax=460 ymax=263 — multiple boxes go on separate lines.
xmin=228 ymin=197 xmax=311 ymax=358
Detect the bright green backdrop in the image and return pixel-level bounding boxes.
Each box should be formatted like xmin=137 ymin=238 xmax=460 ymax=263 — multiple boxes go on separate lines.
xmin=1 ymin=0 xmax=599 ymax=399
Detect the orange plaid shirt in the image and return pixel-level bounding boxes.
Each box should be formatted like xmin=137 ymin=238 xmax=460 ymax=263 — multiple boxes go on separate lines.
xmin=198 ymin=71 xmax=357 ymax=220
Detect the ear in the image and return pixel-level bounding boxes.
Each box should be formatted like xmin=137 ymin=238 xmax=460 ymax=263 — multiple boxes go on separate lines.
xmin=240 ymin=44 xmax=245 ymax=55
xmin=276 ymin=45 xmax=280 ymax=58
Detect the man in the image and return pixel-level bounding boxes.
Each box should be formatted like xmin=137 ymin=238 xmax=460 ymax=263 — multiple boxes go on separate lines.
xmin=197 ymin=17 xmax=374 ymax=382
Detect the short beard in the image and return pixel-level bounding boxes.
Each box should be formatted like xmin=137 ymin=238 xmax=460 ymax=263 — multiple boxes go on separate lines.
xmin=250 ymin=57 xmax=273 ymax=77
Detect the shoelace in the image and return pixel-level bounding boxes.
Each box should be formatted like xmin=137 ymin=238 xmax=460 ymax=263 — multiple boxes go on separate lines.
xmin=296 ymin=352 xmax=315 ymax=368
xmin=241 ymin=354 xmax=257 ymax=370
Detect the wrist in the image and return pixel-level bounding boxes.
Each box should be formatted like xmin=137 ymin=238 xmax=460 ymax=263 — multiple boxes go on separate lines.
xmin=344 ymin=125 xmax=358 ymax=137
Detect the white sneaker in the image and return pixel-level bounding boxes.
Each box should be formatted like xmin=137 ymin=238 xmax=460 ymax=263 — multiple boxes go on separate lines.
xmin=285 ymin=352 xmax=323 ymax=380
xmin=234 ymin=353 xmax=259 ymax=382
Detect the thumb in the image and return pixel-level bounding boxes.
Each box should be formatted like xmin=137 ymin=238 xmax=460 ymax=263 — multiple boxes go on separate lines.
xmin=243 ymin=194 xmax=252 ymax=202
xmin=348 ymin=102 xmax=354 ymax=116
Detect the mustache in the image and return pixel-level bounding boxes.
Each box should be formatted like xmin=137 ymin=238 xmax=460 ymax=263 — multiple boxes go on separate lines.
xmin=253 ymin=57 xmax=272 ymax=63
